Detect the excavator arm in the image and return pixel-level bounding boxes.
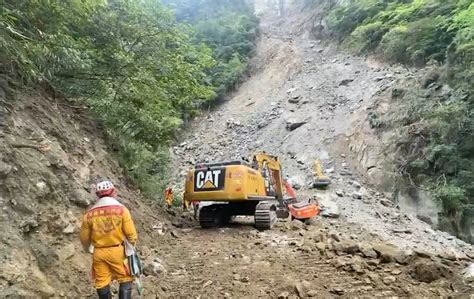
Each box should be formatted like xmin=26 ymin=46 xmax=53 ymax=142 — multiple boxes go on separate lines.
xmin=251 ymin=152 xmax=285 ymax=202
xmin=252 ymin=152 xmax=320 ymax=223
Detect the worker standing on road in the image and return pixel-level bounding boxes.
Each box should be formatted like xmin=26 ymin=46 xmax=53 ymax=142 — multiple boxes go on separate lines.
xmin=80 ymin=180 xmax=138 ymax=299
xmin=182 ymin=198 xmax=190 ymax=210
xmin=192 ymin=201 xmax=200 ymax=220
xmin=164 ymin=187 xmax=173 ymax=207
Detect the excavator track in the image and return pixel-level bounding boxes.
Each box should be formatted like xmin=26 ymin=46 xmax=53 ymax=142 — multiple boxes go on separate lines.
xmin=199 ymin=205 xmax=220 ymax=228
xmin=254 ymin=201 xmax=277 ymax=230
xmin=199 ymin=205 xmax=230 ymax=228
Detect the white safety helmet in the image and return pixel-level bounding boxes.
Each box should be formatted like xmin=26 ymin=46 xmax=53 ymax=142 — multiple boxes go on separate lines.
xmin=96 ymin=180 xmax=115 ymax=197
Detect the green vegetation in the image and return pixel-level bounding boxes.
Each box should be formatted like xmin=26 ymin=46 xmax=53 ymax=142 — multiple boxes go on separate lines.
xmin=163 ymin=0 xmax=259 ymax=96
xmin=327 ymin=0 xmax=473 ymax=70
xmin=321 ymin=0 xmax=473 ymax=239
xmin=1 ymin=0 xmax=258 ymax=199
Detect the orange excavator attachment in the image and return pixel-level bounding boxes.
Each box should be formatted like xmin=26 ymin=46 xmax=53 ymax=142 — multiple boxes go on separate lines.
xmin=288 ymin=201 xmax=320 ymax=220
xmin=283 ymin=179 xmax=320 ymax=220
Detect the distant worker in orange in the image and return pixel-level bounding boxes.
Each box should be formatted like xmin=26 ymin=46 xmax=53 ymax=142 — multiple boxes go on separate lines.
xmin=182 ymin=191 xmax=190 ymax=210
xmin=80 ymin=180 xmax=138 ymax=299
xmin=192 ymin=201 xmax=200 ymax=220
xmin=164 ymin=187 xmax=173 ymax=207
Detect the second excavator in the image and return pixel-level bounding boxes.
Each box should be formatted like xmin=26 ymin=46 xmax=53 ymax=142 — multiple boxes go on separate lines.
xmin=183 ymin=152 xmax=319 ymax=229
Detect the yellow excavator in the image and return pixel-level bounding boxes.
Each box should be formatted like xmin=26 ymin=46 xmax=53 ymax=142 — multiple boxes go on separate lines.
xmin=183 ymin=152 xmax=319 ymax=229
xmin=312 ymin=159 xmax=331 ymax=188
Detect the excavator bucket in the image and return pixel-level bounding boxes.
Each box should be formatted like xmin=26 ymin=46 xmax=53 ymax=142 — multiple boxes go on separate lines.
xmin=313 ymin=178 xmax=331 ymax=188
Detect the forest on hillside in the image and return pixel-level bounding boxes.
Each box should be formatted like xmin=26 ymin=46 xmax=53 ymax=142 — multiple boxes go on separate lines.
xmin=164 ymin=0 xmax=259 ymax=96
xmin=1 ymin=0 xmax=258 ymax=199
xmin=310 ymin=0 xmax=473 ymax=239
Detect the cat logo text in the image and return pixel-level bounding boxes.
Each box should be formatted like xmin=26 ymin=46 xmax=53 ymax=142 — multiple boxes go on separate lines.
xmin=194 ymin=168 xmax=225 ymax=191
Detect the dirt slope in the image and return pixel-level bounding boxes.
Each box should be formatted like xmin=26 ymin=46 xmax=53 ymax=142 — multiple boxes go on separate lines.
xmin=0 ymin=91 xmax=172 ymax=297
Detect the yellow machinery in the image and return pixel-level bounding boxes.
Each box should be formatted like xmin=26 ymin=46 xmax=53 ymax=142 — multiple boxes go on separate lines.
xmin=183 ymin=152 xmax=289 ymax=229
xmin=312 ymin=159 xmax=331 ymax=188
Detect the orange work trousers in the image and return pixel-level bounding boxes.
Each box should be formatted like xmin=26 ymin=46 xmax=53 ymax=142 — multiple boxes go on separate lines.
xmin=92 ymin=245 xmax=133 ymax=289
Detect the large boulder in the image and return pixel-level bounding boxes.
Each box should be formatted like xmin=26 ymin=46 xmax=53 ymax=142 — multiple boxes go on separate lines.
xmin=463 ymin=263 xmax=474 ymax=283
xmin=332 ymin=240 xmax=359 ymax=255
xmin=349 ymin=256 xmax=366 ymax=274
xmin=294 ymin=281 xmax=312 ymax=297
xmin=372 ymin=243 xmax=403 ymax=263
xmin=359 ymin=244 xmax=378 ymax=259
xmin=318 ymin=195 xmax=340 ymax=218
xmin=143 ymin=258 xmax=167 ymax=277
xmin=0 ymin=160 xmax=12 ymax=178
xmin=411 ymin=260 xmax=450 ymax=283
xmin=285 ymin=118 xmax=307 ymax=131
xmin=287 ymin=175 xmax=305 ymax=190
xmin=70 ymin=188 xmax=91 ymax=207
xmin=56 ymin=243 xmax=75 ymax=261
xmin=290 ymin=219 xmax=305 ymax=231
xmin=314 ymin=242 xmax=326 ymax=255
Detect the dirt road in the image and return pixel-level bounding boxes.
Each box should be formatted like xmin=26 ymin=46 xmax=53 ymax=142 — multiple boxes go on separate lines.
xmin=141 ymin=216 xmax=471 ymax=298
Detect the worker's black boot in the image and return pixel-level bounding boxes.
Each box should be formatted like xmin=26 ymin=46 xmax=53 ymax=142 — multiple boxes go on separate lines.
xmin=119 ymin=281 xmax=133 ymax=299
xmin=97 ymin=285 xmax=111 ymax=299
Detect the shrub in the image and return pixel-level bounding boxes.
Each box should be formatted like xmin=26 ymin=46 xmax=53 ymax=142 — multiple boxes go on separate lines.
xmin=378 ymin=25 xmax=410 ymax=63
xmin=327 ymin=0 xmax=390 ymax=40
xmin=434 ymin=184 xmax=465 ymax=215
xmin=347 ymin=21 xmax=387 ymax=53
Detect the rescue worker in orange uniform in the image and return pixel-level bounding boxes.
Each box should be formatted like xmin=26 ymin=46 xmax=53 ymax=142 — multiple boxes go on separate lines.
xmin=164 ymin=187 xmax=173 ymax=207
xmin=80 ymin=180 xmax=138 ymax=299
